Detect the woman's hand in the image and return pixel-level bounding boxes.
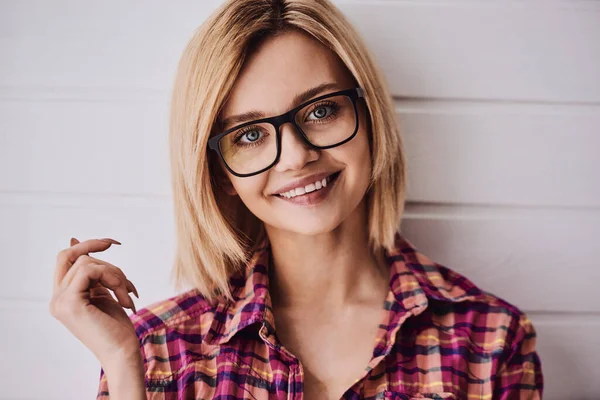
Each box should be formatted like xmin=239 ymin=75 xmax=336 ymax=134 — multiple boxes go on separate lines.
xmin=49 ymin=237 xmax=142 ymax=367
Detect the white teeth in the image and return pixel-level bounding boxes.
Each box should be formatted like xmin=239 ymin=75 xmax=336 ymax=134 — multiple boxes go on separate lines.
xmin=279 ymin=174 xmax=336 ymax=198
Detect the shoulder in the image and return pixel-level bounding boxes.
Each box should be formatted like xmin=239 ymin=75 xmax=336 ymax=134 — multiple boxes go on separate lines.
xmin=390 ymin=233 xmax=539 ymax=357
xmin=411 ymin=258 xmax=543 ymax=394
xmin=411 ymin=259 xmax=544 ymax=396
xmin=431 ymin=269 xmax=545 ymax=395
xmin=401 ymin=241 xmax=538 ymax=353
xmin=419 ymin=261 xmax=539 ymax=358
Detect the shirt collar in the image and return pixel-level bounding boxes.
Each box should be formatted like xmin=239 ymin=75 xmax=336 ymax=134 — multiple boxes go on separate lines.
xmin=203 ymin=231 xmax=484 ymax=346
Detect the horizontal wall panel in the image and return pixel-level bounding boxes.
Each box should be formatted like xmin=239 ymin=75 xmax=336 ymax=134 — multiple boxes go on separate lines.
xmin=401 ymin=204 xmax=600 ymax=313
xmin=0 ymin=0 xmax=222 ymax=89
xmin=400 ymin=105 xmax=600 ymax=208
xmin=2 ymin=100 xmax=598 ymax=210
xmin=343 ymin=2 xmax=600 ymax=103
xmin=0 ymin=100 xmax=172 ymax=195
xmin=1 ymin=303 xmax=597 ymax=399
xmin=1 ymin=1 xmax=599 ymax=102
xmin=1 ymin=197 xmax=597 ymax=315
xmin=0 ymin=197 xmax=180 ymax=306
xmin=1 ymin=304 xmax=110 ymax=400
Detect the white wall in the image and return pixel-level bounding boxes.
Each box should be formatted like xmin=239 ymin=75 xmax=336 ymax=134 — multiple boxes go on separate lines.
xmin=1 ymin=1 xmax=599 ymax=399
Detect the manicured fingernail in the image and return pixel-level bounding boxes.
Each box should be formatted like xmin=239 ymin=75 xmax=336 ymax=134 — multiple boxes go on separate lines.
xmin=127 ymin=280 xmax=139 ymax=299
xmin=70 ymin=237 xmax=79 ymax=246
xmin=100 ymin=238 xmax=121 ymax=245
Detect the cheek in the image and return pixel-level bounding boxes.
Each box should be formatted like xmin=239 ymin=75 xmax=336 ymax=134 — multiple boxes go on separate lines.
xmin=346 ymin=129 xmax=373 ymax=191
xmin=348 ymin=126 xmax=372 ymax=166
xmin=230 ymin=175 xmax=269 ymax=202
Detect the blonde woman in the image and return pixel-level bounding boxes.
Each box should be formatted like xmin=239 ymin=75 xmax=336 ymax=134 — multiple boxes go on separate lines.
xmin=49 ymin=0 xmax=543 ymax=399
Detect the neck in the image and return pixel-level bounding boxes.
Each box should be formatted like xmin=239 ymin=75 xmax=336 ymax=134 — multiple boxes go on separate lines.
xmin=264 ymin=199 xmax=389 ymax=312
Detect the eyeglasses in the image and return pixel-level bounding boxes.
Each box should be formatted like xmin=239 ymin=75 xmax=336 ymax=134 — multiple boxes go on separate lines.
xmin=208 ymin=87 xmax=365 ymax=177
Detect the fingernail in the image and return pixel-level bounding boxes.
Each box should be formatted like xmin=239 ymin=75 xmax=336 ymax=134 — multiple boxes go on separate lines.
xmin=100 ymin=238 xmax=121 ymax=245
xmin=127 ymin=280 xmax=139 ymax=299
xmin=70 ymin=237 xmax=79 ymax=246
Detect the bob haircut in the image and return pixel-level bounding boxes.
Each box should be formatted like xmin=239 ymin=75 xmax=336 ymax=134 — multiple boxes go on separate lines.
xmin=169 ymin=0 xmax=407 ymax=303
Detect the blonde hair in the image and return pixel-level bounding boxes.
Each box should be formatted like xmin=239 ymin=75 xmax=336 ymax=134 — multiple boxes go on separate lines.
xmin=169 ymin=0 xmax=407 ymax=303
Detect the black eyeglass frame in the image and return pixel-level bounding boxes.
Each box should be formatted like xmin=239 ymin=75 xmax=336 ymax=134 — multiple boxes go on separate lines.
xmin=208 ymin=86 xmax=365 ymax=177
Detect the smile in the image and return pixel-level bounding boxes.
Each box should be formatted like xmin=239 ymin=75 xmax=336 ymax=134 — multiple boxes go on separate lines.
xmin=274 ymin=171 xmax=341 ymax=206
xmin=277 ymin=172 xmax=338 ymax=198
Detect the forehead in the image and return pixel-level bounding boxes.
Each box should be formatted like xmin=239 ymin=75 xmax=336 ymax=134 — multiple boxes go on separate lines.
xmin=220 ymin=29 xmax=356 ymax=120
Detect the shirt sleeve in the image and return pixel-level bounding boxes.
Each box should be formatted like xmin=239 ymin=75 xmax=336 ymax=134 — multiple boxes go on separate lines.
xmin=96 ymin=367 xmax=110 ymax=399
xmin=493 ymin=313 xmax=544 ymax=399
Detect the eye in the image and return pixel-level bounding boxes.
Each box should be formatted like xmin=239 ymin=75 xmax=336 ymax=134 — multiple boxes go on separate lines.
xmin=306 ymin=101 xmax=339 ymax=122
xmin=234 ymin=127 xmax=263 ymax=144
xmin=239 ymin=129 xmax=261 ymax=143
xmin=231 ymin=125 xmax=270 ymax=148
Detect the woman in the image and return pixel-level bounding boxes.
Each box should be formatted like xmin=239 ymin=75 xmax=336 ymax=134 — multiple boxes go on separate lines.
xmin=49 ymin=0 xmax=543 ymax=399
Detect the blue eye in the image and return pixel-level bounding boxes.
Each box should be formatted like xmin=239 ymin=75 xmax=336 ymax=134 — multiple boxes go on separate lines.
xmin=232 ymin=126 xmax=269 ymax=148
xmin=306 ymin=101 xmax=340 ymax=122
xmin=241 ymin=130 xmax=260 ymax=142
xmin=311 ymin=106 xmax=329 ymax=119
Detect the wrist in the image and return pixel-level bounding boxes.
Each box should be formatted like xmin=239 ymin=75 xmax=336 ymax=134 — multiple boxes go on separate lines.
xmin=101 ymin=346 xmax=143 ymax=369
xmin=103 ymin=354 xmax=146 ymax=400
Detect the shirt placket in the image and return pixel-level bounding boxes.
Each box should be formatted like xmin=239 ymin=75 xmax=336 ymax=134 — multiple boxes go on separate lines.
xmin=259 ymin=322 xmax=305 ymax=400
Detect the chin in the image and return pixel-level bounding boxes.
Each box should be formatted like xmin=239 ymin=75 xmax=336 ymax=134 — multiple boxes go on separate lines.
xmin=271 ymin=214 xmax=344 ymax=236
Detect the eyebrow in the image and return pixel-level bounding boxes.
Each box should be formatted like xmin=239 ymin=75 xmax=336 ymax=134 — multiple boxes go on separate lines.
xmin=220 ymin=82 xmax=341 ymax=129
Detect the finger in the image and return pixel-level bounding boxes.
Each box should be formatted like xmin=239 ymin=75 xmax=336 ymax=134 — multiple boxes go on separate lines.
xmin=77 ymin=255 xmax=138 ymax=298
xmin=61 ymin=255 xmax=136 ymax=298
xmin=89 ymin=282 xmax=111 ymax=298
xmin=69 ymin=263 xmax=136 ymax=312
xmin=59 ymin=260 xmax=139 ymax=307
xmin=54 ymin=238 xmax=121 ymax=292
xmin=70 ymin=237 xmax=80 ymax=247
xmin=60 ymin=255 xmax=123 ymax=293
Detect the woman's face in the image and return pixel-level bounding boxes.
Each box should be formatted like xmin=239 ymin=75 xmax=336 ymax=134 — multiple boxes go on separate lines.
xmin=217 ymin=29 xmax=372 ymax=236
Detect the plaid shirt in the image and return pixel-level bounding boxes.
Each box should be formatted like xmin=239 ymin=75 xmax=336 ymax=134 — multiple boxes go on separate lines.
xmin=97 ymin=232 xmax=543 ymax=399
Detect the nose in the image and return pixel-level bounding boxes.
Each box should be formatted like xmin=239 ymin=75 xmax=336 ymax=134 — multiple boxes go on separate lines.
xmin=272 ymin=122 xmax=319 ymax=172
